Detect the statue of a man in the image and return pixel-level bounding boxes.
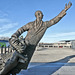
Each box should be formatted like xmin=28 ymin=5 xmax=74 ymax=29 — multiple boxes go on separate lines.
xmin=0 ymin=2 xmax=72 ymax=75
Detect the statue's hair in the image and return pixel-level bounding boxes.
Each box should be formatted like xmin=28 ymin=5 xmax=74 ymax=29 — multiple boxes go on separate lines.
xmin=35 ymin=10 xmax=43 ymax=17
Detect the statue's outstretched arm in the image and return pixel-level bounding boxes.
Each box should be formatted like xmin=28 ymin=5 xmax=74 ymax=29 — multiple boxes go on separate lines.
xmin=12 ymin=24 xmax=30 ymax=38
xmin=9 ymin=23 xmax=30 ymax=53
xmin=45 ymin=2 xmax=72 ymax=28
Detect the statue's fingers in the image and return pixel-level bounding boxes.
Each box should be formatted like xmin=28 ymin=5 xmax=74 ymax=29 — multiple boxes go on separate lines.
xmin=65 ymin=3 xmax=67 ymax=9
xmin=70 ymin=2 xmax=72 ymax=6
xmin=68 ymin=2 xmax=72 ymax=7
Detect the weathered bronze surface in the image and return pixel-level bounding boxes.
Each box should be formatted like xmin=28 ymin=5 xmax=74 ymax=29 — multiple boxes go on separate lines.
xmin=0 ymin=2 xmax=72 ymax=75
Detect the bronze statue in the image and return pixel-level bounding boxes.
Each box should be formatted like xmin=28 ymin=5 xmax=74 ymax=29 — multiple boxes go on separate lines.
xmin=0 ymin=2 xmax=72 ymax=75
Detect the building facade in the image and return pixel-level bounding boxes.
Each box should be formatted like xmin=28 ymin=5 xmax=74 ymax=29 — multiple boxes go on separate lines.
xmin=38 ymin=40 xmax=72 ymax=48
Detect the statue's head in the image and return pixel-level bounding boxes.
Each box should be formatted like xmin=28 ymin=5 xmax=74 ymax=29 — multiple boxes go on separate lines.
xmin=35 ymin=11 xmax=43 ymax=20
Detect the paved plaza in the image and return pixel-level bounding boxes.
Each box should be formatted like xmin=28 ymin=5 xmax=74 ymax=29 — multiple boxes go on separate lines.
xmin=17 ymin=48 xmax=75 ymax=75
xmin=31 ymin=47 xmax=75 ymax=63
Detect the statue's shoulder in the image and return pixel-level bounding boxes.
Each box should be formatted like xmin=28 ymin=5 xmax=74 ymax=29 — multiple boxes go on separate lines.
xmin=23 ymin=21 xmax=34 ymax=28
xmin=27 ymin=21 xmax=34 ymax=25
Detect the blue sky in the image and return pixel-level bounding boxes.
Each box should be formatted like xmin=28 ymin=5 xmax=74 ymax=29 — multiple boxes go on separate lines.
xmin=0 ymin=0 xmax=75 ymax=43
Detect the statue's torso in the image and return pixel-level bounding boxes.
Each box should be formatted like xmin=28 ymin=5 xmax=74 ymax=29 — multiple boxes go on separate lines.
xmin=25 ymin=21 xmax=47 ymax=45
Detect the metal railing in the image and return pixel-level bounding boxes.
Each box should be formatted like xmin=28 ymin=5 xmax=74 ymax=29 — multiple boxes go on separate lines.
xmin=0 ymin=46 xmax=13 ymax=54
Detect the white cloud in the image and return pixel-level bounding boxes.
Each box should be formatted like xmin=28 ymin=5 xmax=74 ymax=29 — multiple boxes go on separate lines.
xmin=45 ymin=32 xmax=75 ymax=38
xmin=0 ymin=10 xmax=8 ymax=17
xmin=0 ymin=18 xmax=10 ymax=23
xmin=0 ymin=12 xmax=19 ymax=33
xmin=0 ymin=11 xmax=19 ymax=37
xmin=40 ymin=32 xmax=75 ymax=43
xmin=0 ymin=30 xmax=16 ymax=37
xmin=0 ymin=22 xmax=19 ymax=33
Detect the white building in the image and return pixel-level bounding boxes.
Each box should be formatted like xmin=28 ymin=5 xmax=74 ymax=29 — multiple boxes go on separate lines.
xmin=39 ymin=40 xmax=72 ymax=48
xmin=71 ymin=40 xmax=75 ymax=49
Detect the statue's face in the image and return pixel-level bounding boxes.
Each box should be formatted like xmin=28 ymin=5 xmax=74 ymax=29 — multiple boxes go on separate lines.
xmin=35 ymin=11 xmax=43 ymax=20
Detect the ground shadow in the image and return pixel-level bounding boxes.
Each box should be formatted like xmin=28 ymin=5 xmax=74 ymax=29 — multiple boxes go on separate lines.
xmin=18 ymin=55 xmax=75 ymax=75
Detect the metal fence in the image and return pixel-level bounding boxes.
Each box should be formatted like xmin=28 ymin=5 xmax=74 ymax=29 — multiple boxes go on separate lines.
xmin=0 ymin=46 xmax=13 ymax=54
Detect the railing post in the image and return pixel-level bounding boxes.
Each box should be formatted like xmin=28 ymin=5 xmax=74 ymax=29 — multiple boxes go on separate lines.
xmin=5 ymin=46 xmax=6 ymax=54
xmin=1 ymin=47 xmax=3 ymax=54
xmin=8 ymin=46 xmax=9 ymax=53
xmin=0 ymin=46 xmax=14 ymax=54
xmin=0 ymin=47 xmax=1 ymax=54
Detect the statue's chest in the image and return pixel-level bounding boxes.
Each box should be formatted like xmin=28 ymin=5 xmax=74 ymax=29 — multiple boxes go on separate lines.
xmin=26 ymin=23 xmax=47 ymax=45
xmin=29 ymin=24 xmax=47 ymax=36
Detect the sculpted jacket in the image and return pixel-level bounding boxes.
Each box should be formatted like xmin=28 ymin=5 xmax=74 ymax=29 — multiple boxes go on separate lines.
xmin=11 ymin=10 xmax=66 ymax=46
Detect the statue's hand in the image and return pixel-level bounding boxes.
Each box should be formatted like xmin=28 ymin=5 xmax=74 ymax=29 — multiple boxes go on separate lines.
xmin=65 ymin=2 xmax=72 ymax=11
